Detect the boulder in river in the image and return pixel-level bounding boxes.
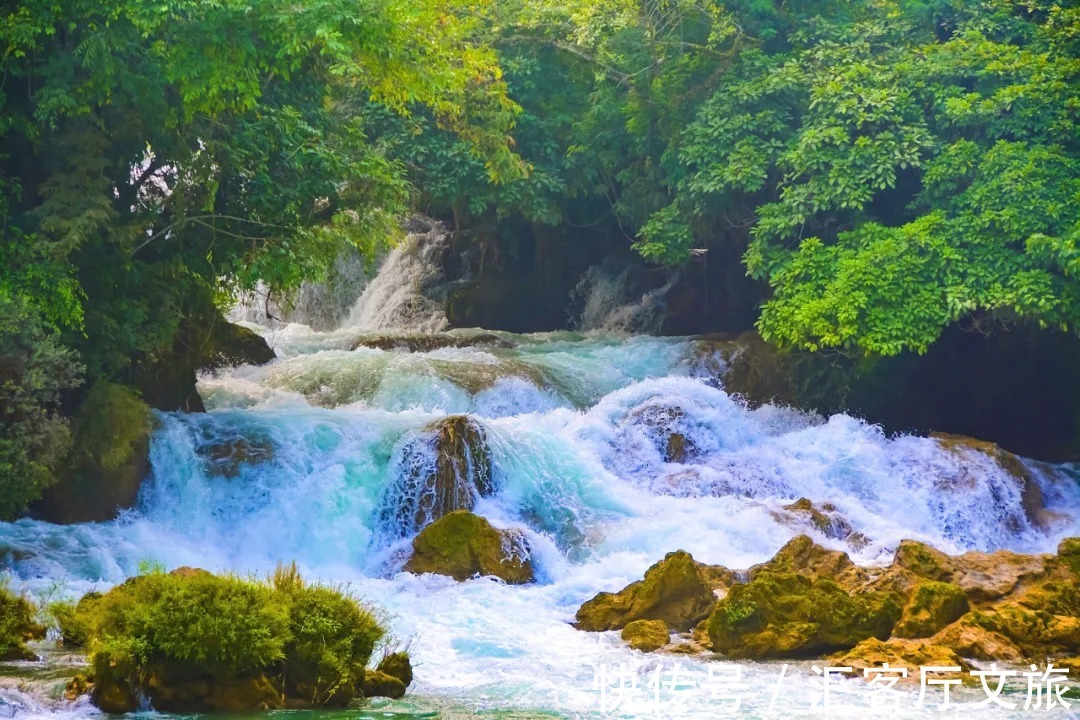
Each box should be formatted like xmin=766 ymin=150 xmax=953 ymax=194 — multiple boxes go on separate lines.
xmin=380 ymin=415 xmax=494 ymax=535
xmin=892 ymin=580 xmax=969 ymax=638
xmin=575 ymin=550 xmax=719 ymax=632
xmin=831 ymin=637 xmax=970 ymax=679
xmin=404 ymin=510 xmax=533 ymax=584
xmin=360 ymin=670 xmax=406 ymax=699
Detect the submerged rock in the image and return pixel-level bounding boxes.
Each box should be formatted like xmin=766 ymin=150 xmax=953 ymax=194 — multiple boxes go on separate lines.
xmin=380 ymin=416 xmax=495 ymax=535
xmin=707 ymin=571 xmax=902 ymax=659
xmin=199 ymin=435 xmax=275 ymax=478
xmin=575 ymin=550 xmax=718 ymax=632
xmin=621 ymin=619 xmax=671 ymax=652
xmin=404 ymin=511 xmax=533 ymax=584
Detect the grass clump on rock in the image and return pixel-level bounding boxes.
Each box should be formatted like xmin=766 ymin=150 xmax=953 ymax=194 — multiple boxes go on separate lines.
xmin=67 ymin=564 xmax=402 ymax=712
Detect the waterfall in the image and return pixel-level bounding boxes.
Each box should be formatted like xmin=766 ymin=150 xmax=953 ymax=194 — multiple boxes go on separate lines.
xmin=573 ymin=258 xmax=674 ymax=334
xmin=345 ymin=216 xmax=454 ymax=331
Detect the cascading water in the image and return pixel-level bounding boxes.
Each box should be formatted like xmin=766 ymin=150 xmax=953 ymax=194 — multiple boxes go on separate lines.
xmin=3 ymin=265 xmax=1080 ymax=719
xmin=572 ymin=258 xmax=675 ymax=334
xmin=345 ymin=217 xmax=454 ymax=332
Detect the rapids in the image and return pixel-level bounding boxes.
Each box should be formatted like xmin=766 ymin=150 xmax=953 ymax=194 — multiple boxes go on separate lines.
xmin=2 ymin=320 xmax=1079 ymax=718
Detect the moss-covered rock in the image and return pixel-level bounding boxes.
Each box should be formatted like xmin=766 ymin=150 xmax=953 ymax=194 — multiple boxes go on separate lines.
xmin=0 ymin=581 xmax=45 ymax=661
xmin=750 ymin=535 xmax=866 ymax=590
xmin=891 ymin=539 xmax=1046 ymax=602
xmin=929 ymin=614 xmax=1023 ymax=662
xmin=375 ymin=651 xmax=413 ymax=688
xmin=35 ymin=382 xmax=152 ymax=524
xmin=404 ymin=510 xmax=533 ymax=584
xmin=361 ymin=670 xmax=406 ymax=699
xmin=76 ymin=564 xmax=388 ymax=712
xmin=707 ymin=571 xmax=902 ymax=659
xmin=576 ymin=550 xmax=717 ymax=632
xmin=893 ymin=581 xmax=969 ymax=638
xmin=621 ymin=619 xmax=671 ymax=652
xmin=831 ymin=638 xmax=970 ymax=679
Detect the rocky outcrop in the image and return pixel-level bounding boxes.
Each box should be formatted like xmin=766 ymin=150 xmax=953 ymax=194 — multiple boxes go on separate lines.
xmin=381 ymin=416 xmax=495 ymax=535
xmin=575 ymin=551 xmax=720 ymax=632
xmin=404 ymin=511 xmax=533 ymax=584
xmin=771 ymin=499 xmax=868 ymax=549
xmin=135 ymin=315 xmax=275 ymax=413
xmin=34 ymin=382 xmax=152 ymax=524
xmin=707 ymin=572 xmax=902 ymax=659
xmin=621 ymin=619 xmax=671 ymax=652
xmin=577 ymin=534 xmax=1080 ymax=668
xmin=375 ymin=652 xmax=413 ymax=689
xmin=624 ymin=404 xmax=698 ymax=464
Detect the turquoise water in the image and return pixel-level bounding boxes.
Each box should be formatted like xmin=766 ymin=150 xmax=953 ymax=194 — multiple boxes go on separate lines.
xmin=2 ymin=325 xmax=1079 ymax=719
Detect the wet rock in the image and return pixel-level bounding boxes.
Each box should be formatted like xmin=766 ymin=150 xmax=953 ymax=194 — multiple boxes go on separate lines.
xmin=92 ymin=675 xmax=139 ymax=713
xmin=200 ymin=322 xmax=276 ymax=372
xmin=360 ymin=670 xmax=406 ymax=699
xmin=773 ymin=499 xmax=857 ymax=543
xmin=892 ymin=581 xmax=969 ymax=638
xmin=350 ymin=332 xmax=514 ymax=352
xmin=381 ymin=416 xmax=494 ymax=535
xmin=625 ymin=404 xmax=698 ymax=464
xmin=200 ymin=436 xmax=275 ymax=478
xmin=34 ymin=382 xmax=152 ymax=524
xmin=831 ymin=638 xmax=970 ymax=678
xmin=932 ymin=433 xmax=1053 ymax=530
xmin=621 ymin=619 xmax=670 ymax=652
xmin=707 ymin=571 xmax=902 ymax=659
xmin=404 ymin=511 xmax=533 ymax=584
xmin=375 ymin=652 xmax=413 ymax=688
xmin=143 ymin=666 xmax=283 ymax=712
xmin=64 ymin=674 xmax=92 ymax=702
xmin=575 ymin=551 xmax=717 ymax=632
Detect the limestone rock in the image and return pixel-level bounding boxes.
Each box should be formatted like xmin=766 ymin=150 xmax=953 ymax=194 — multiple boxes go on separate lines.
xmin=929 ymin=615 xmax=1023 ymax=662
xmin=773 ymin=499 xmax=858 ymax=543
xmin=404 ymin=511 xmax=533 ymax=584
xmin=750 ymin=535 xmax=867 ymax=591
xmin=893 ymin=581 xmax=969 ymax=638
xmin=831 ymin=638 xmax=970 ymax=679
xmin=621 ymin=619 xmax=671 ymax=652
xmin=575 ymin=550 xmax=717 ymax=632
xmin=707 ymin=571 xmax=901 ymax=659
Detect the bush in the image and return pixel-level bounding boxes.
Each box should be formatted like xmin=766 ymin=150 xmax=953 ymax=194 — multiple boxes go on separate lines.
xmin=71 ymin=564 xmax=387 ymax=712
xmin=0 ymin=578 xmax=46 ymax=660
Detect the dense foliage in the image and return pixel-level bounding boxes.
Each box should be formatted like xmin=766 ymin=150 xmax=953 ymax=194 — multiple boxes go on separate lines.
xmin=374 ymin=0 xmax=1080 ymax=356
xmin=0 ymin=578 xmax=46 ymax=661
xmin=2 ymin=0 xmax=1079 ymax=512
xmin=0 ymin=0 xmax=517 ymax=516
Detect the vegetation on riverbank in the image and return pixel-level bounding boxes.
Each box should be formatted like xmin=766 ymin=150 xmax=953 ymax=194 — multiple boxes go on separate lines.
xmin=50 ymin=564 xmax=407 ymax=712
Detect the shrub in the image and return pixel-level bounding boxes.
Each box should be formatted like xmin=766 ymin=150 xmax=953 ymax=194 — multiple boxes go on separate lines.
xmin=71 ymin=564 xmax=388 ymax=712
xmin=0 ymin=578 xmax=46 ymax=660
